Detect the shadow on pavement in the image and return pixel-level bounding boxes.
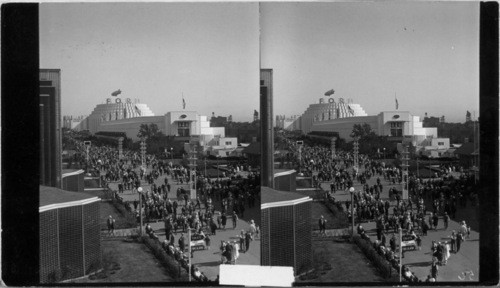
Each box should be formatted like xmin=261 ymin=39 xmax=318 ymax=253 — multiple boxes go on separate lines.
xmin=406 ymin=261 xmax=432 ymax=267
xmin=196 ymin=261 xmax=221 ymax=267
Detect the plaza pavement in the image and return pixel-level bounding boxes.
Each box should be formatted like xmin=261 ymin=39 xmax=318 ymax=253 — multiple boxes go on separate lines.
xmin=105 ymin=168 xmax=260 ymax=281
xmin=317 ymin=170 xmax=479 ymax=282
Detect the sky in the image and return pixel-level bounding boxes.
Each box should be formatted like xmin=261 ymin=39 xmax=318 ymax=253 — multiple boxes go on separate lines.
xmin=40 ymin=3 xmax=259 ymax=122
xmin=260 ymin=2 xmax=480 ymax=123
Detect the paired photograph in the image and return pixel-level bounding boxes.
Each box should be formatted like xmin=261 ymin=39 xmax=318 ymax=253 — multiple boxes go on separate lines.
xmin=36 ymin=2 xmax=482 ymax=285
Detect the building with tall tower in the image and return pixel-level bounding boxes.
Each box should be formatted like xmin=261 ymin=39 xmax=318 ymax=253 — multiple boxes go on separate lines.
xmin=40 ymin=69 xmax=62 ymax=188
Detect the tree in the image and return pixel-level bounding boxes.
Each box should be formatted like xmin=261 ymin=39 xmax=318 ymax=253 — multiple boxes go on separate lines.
xmin=350 ymin=123 xmax=376 ymax=139
xmin=137 ymin=123 xmax=164 ymax=140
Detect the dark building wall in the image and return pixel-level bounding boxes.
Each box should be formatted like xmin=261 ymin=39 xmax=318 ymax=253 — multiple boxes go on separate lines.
xmin=261 ymin=208 xmax=270 ymax=266
xmin=294 ymin=201 xmax=312 ymax=274
xmin=40 ymin=201 xmax=102 ymax=283
xmin=274 ymin=172 xmax=297 ymax=192
xmin=83 ymin=203 xmax=101 ymax=274
xmin=261 ymin=201 xmax=313 ymax=275
xmin=58 ymin=206 xmax=84 ymax=280
xmin=269 ymin=205 xmax=294 ymax=267
xmin=62 ymin=173 xmax=84 ymax=192
xmin=40 ymin=69 xmax=62 ymax=188
xmin=40 ymin=210 xmax=59 ymax=283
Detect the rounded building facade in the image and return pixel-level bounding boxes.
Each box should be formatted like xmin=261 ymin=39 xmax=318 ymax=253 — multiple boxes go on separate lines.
xmin=74 ymin=98 xmax=154 ymax=133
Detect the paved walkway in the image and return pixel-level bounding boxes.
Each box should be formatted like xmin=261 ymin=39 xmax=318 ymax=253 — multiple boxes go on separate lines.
xmin=104 ymin=168 xmax=260 ymax=281
xmin=317 ymin=171 xmax=479 ymax=282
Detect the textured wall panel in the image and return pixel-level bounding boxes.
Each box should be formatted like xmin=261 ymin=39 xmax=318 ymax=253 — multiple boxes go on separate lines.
xmin=40 ymin=210 xmax=59 ymax=283
xmin=58 ymin=206 xmax=84 ymax=280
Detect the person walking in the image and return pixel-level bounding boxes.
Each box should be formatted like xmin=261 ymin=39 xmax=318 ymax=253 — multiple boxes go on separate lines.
xmin=204 ymin=234 xmax=211 ymax=250
xmin=443 ymin=212 xmax=449 ymax=230
xmin=107 ymin=215 xmax=115 ymax=235
xmin=456 ymin=231 xmax=464 ymax=252
xmin=239 ymin=230 xmax=246 ymax=252
xmin=221 ymin=213 xmax=227 ymax=230
xmin=390 ymin=234 xmax=397 ymax=252
xmin=431 ymin=258 xmax=439 ymax=280
xmin=179 ymin=233 xmax=186 ymax=252
xmin=245 ymin=231 xmax=252 ymax=252
xmin=232 ymin=211 xmax=238 ymax=229
xmin=460 ymin=221 xmax=468 ymax=240
xmin=318 ymin=215 xmax=327 ymax=237
xmin=432 ymin=212 xmax=439 ymax=230
xmin=450 ymin=231 xmax=456 ymax=253
xmin=210 ymin=218 xmax=218 ymax=236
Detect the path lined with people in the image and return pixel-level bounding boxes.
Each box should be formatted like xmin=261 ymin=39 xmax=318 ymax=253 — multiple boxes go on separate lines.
xmin=69 ymin=135 xmax=261 ymax=282
xmin=281 ymin=133 xmax=479 ymax=282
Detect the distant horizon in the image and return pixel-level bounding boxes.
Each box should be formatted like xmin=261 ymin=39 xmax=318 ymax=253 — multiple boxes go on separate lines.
xmin=40 ymin=3 xmax=259 ymax=123
xmin=42 ymin=2 xmax=479 ymax=124
xmin=261 ymin=2 xmax=479 ymax=124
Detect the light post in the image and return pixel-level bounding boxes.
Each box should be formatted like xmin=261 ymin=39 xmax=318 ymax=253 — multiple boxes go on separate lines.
xmin=118 ymin=137 xmax=124 ymax=160
xmin=217 ymin=155 xmax=220 ymax=180
xmin=188 ymin=228 xmax=192 ymax=282
xmin=188 ymin=144 xmax=198 ymax=200
xmin=204 ymin=158 xmax=207 ymax=178
xmin=416 ymin=157 xmax=419 ymax=179
xmin=331 ymin=137 xmax=336 ymax=183
xmin=349 ymin=187 xmax=355 ymax=239
xmin=138 ymin=186 xmax=143 ymax=236
xmin=140 ymin=138 xmax=147 ymax=168
xmin=331 ymin=137 xmax=337 ymax=161
xmin=401 ymin=144 xmax=409 ymax=200
xmin=84 ymin=141 xmax=91 ymax=172
xmin=297 ymin=140 xmax=303 ymax=174
xmin=383 ymin=147 xmax=386 ymax=160
xmin=170 ymin=147 xmax=173 ymax=163
xmin=353 ymin=136 xmax=359 ymax=172
xmin=399 ymin=227 xmax=403 ymax=282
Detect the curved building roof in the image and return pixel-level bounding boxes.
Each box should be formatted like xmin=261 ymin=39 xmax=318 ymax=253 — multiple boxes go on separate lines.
xmin=74 ymin=99 xmax=154 ymax=133
xmin=299 ymin=98 xmax=368 ymax=133
xmin=261 ymin=186 xmax=311 ymax=209
xmin=39 ymin=185 xmax=100 ymax=212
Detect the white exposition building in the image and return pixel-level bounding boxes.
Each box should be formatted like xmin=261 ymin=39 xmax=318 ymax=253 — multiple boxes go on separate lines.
xmin=74 ymin=98 xmax=154 ymax=133
xmin=286 ymin=97 xmax=438 ymax=146
xmin=72 ymin=96 xmax=234 ymax=155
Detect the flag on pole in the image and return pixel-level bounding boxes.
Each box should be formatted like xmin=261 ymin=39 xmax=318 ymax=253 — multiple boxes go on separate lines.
xmin=395 ymin=93 xmax=399 ymax=110
xmin=348 ymin=105 xmax=354 ymax=115
xmin=182 ymin=94 xmax=186 ymax=109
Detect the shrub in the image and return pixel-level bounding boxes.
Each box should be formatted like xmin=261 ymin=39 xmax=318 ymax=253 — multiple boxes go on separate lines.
xmin=140 ymin=235 xmax=186 ymax=281
xmin=353 ymin=235 xmax=396 ymax=280
xmin=323 ymin=201 xmax=349 ymax=228
xmin=110 ymin=192 xmax=138 ymax=229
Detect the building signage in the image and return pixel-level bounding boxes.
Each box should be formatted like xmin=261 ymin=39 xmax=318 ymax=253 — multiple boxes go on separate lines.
xmin=402 ymin=234 xmax=415 ymax=241
xmin=191 ymin=234 xmax=205 ymax=241
xmin=106 ymin=98 xmax=133 ymax=104
xmin=393 ymin=115 xmax=400 ymax=119
xmin=402 ymin=243 xmax=417 ymax=252
xmin=190 ymin=234 xmax=206 ymax=251
xmin=319 ymin=98 xmax=336 ymax=104
xmin=191 ymin=244 xmax=205 ymax=251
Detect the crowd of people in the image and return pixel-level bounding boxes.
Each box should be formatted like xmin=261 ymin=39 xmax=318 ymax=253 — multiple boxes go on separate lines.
xmin=280 ymin=133 xmax=477 ymax=282
xmin=67 ymin=134 xmax=261 ymax=281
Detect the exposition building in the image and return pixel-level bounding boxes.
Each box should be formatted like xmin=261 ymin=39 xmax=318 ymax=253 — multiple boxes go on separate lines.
xmin=286 ymin=97 xmax=437 ymax=145
xmin=72 ymin=96 xmax=236 ymax=155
